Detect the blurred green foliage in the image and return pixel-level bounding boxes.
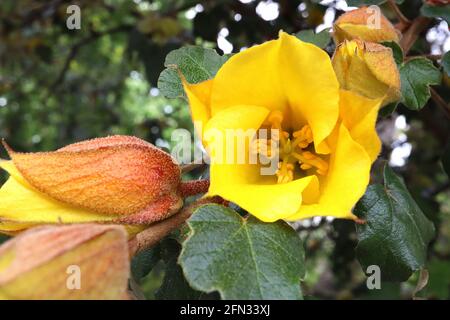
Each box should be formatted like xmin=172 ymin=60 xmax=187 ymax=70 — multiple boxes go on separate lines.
xmin=0 ymin=0 xmax=449 ymax=299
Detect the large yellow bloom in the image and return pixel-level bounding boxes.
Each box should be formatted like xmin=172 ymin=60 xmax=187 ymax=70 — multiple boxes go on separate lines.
xmin=183 ymin=31 xmax=382 ymax=222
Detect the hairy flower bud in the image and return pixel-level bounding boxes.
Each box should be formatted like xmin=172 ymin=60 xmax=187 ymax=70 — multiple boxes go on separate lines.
xmin=0 ymin=224 xmax=130 ymax=299
xmin=332 ymin=39 xmax=401 ymax=106
xmin=0 ymin=135 xmax=184 ymax=234
xmin=333 ymin=6 xmax=401 ymax=44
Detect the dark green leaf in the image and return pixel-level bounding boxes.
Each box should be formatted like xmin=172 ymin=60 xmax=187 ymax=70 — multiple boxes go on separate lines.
xmin=421 ymin=3 xmax=450 ymax=24
xmin=179 ymin=204 xmax=305 ymax=300
xmin=296 ymin=29 xmax=331 ymax=48
xmin=426 ymin=259 xmax=450 ymax=299
xmin=382 ymin=41 xmax=404 ymax=65
xmin=379 ymin=102 xmax=398 ymax=117
xmin=0 ymin=234 xmax=9 ymax=245
xmin=157 ymin=46 xmax=229 ymax=98
xmin=355 ymin=165 xmax=435 ymax=281
xmin=131 ymin=245 xmax=161 ymax=283
xmin=442 ymin=51 xmax=450 ymax=77
xmin=155 ymin=239 xmax=204 ymax=300
xmin=400 ymin=58 xmax=441 ymax=110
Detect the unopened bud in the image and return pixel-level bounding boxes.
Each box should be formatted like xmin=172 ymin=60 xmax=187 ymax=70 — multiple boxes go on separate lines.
xmin=333 ymin=6 xmax=401 ymax=44
xmin=332 ymin=39 xmax=401 ymax=106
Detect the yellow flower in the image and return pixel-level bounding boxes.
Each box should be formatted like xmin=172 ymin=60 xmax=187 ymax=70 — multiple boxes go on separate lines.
xmin=332 ymin=39 xmax=401 ymax=106
xmin=182 ymin=31 xmax=382 ymax=222
xmin=0 ymin=224 xmax=130 ymax=299
xmin=0 ymin=135 xmax=183 ymax=234
xmin=333 ymin=6 xmax=401 ymax=44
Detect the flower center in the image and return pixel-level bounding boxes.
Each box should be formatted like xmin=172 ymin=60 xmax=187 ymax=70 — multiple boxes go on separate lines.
xmin=253 ymin=110 xmax=328 ymax=184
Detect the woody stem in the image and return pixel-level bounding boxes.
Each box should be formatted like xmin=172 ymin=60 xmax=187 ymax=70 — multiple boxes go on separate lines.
xmin=400 ymin=16 xmax=431 ymax=54
xmin=387 ymin=0 xmax=411 ymax=26
xmin=128 ymin=197 xmax=222 ymax=256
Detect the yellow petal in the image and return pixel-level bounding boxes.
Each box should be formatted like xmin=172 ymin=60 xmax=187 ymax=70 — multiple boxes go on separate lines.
xmin=209 ymin=32 xmax=339 ymax=154
xmin=0 ymin=161 xmax=117 ymax=230
xmin=278 ymin=32 xmax=339 ymax=154
xmin=210 ymin=37 xmax=285 ymax=115
xmin=211 ymin=176 xmax=317 ymax=222
xmin=203 ymin=105 xmax=318 ymax=222
xmin=287 ymin=123 xmax=371 ymax=220
xmin=0 ymin=221 xmax=35 ymax=235
xmin=339 ymin=90 xmax=382 ymax=162
xmin=182 ymin=78 xmax=214 ymax=140
xmin=203 ymin=104 xmax=270 ymax=173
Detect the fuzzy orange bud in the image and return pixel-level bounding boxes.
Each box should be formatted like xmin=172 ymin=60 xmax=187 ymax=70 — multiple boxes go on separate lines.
xmin=0 ymin=224 xmax=130 ymax=299
xmin=0 ymin=135 xmax=188 ymax=233
xmin=332 ymin=39 xmax=401 ymax=106
xmin=333 ymin=6 xmax=401 ymax=45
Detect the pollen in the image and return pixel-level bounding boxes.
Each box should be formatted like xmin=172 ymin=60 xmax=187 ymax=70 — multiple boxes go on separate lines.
xmin=254 ymin=110 xmax=328 ymax=183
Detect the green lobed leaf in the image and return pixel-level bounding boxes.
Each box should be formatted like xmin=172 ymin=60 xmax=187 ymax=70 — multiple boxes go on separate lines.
xmin=442 ymin=51 xmax=450 ymax=77
xmin=399 ymin=58 xmax=442 ymax=110
xmin=296 ymin=29 xmax=331 ymax=49
xmin=355 ymin=165 xmax=435 ymax=282
xmin=157 ymin=46 xmax=229 ymax=99
xmin=179 ymin=204 xmax=306 ymax=300
xmin=421 ymin=3 xmax=450 ymax=24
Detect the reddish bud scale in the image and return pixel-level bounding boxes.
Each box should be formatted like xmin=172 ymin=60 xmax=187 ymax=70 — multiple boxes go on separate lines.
xmin=4 ymin=136 xmax=185 ymax=224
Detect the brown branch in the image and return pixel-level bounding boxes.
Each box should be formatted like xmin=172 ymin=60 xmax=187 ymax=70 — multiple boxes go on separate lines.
xmin=406 ymin=54 xmax=443 ymax=61
xmin=128 ymin=197 xmax=223 ymax=257
xmin=180 ymin=162 xmax=206 ymax=174
xmin=431 ymin=88 xmax=450 ymax=120
xmin=387 ymin=0 xmax=411 ymax=25
xmin=400 ymin=16 xmax=432 ymax=54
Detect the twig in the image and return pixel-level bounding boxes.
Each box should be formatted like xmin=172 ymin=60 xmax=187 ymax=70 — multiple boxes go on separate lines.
xmin=128 ymin=196 xmax=223 ymax=256
xmin=431 ymin=88 xmax=450 ymax=120
xmin=180 ymin=162 xmax=206 ymax=174
xmin=400 ymin=16 xmax=432 ymax=54
xmin=406 ymin=54 xmax=443 ymax=61
xmin=387 ymin=0 xmax=411 ymax=25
